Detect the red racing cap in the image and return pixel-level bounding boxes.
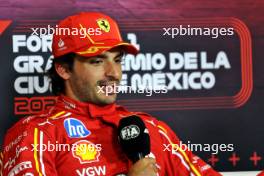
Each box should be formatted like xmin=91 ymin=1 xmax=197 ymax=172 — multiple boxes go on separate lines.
xmin=52 ymin=12 xmax=138 ymax=58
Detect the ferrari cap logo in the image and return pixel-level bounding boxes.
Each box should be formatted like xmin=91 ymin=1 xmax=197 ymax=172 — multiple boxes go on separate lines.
xmin=97 ymin=19 xmax=110 ymax=32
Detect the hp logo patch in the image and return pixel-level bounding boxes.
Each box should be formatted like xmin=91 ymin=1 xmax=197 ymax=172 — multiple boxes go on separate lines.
xmin=64 ymin=118 xmax=91 ymax=138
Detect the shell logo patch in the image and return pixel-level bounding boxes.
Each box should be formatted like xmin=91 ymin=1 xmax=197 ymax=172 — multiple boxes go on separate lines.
xmin=72 ymin=140 xmax=101 ymax=164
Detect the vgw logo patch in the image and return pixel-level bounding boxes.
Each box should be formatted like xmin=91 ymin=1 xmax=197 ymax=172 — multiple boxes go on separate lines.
xmin=64 ymin=118 xmax=91 ymax=138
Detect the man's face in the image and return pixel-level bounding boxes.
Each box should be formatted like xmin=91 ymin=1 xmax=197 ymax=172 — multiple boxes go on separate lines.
xmin=66 ymin=48 xmax=123 ymax=105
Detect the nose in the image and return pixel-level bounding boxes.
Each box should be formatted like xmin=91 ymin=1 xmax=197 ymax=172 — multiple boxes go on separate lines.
xmin=105 ymin=61 xmax=121 ymax=80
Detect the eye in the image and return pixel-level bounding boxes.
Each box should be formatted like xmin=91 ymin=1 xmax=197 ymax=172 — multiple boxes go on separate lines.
xmin=89 ymin=58 xmax=103 ymax=64
xmin=115 ymin=57 xmax=123 ymax=63
xmin=115 ymin=53 xmax=125 ymax=63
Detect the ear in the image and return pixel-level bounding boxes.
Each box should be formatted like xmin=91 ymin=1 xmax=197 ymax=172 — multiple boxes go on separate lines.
xmin=55 ymin=63 xmax=71 ymax=80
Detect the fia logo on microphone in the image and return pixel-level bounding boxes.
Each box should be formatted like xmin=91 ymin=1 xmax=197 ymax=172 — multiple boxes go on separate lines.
xmin=64 ymin=118 xmax=91 ymax=138
xmin=120 ymin=125 xmax=140 ymax=140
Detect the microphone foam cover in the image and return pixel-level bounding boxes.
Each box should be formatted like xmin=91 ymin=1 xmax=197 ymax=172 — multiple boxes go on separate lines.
xmin=118 ymin=115 xmax=150 ymax=162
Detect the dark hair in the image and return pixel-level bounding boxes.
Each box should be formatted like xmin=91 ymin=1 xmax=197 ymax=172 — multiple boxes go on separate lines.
xmin=47 ymin=53 xmax=76 ymax=95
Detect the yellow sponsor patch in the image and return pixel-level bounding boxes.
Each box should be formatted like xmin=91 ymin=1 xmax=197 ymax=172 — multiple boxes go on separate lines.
xmin=72 ymin=140 xmax=101 ymax=164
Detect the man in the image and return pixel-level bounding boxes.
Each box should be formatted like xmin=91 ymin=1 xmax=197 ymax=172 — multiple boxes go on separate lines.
xmin=1 ymin=12 xmax=222 ymax=176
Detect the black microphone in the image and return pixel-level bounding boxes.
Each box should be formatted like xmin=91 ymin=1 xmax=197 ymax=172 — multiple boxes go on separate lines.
xmin=117 ymin=115 xmax=150 ymax=163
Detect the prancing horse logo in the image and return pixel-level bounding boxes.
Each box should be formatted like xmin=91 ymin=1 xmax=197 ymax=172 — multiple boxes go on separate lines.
xmin=97 ymin=19 xmax=110 ymax=32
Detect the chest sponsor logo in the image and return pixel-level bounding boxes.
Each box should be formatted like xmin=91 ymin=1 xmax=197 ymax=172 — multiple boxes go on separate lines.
xmin=72 ymin=140 xmax=101 ymax=164
xmin=22 ymin=116 xmax=35 ymax=124
xmin=7 ymin=161 xmax=32 ymax=176
xmin=76 ymin=165 xmax=106 ymax=176
xmin=4 ymin=145 xmax=28 ymax=170
xmin=4 ymin=131 xmax=27 ymax=152
xmin=64 ymin=118 xmax=91 ymax=138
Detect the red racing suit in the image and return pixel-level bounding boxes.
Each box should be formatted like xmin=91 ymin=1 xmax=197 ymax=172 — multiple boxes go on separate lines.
xmin=1 ymin=95 xmax=222 ymax=176
xmin=258 ymin=171 xmax=264 ymax=176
